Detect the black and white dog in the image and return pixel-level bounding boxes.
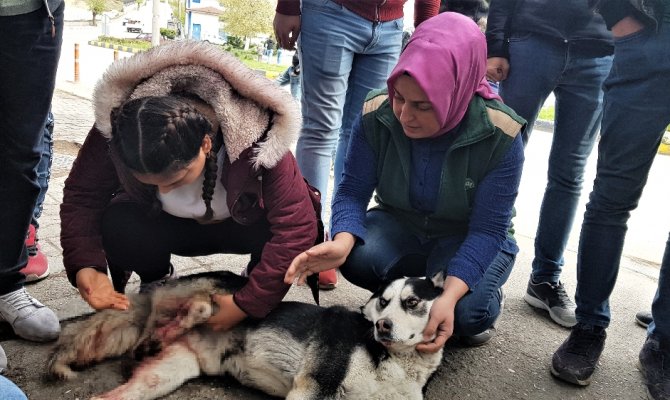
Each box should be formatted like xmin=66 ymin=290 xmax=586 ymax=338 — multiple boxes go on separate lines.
xmin=48 ymin=271 xmax=444 ymax=400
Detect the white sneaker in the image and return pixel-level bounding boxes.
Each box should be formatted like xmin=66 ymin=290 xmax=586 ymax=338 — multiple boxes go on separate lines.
xmin=0 ymin=343 xmax=6 ymax=373
xmin=0 ymin=288 xmax=60 ymax=342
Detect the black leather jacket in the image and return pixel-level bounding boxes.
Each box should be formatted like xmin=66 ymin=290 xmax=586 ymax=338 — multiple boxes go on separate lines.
xmin=589 ymin=0 xmax=664 ymax=30
xmin=486 ymin=0 xmax=613 ymax=59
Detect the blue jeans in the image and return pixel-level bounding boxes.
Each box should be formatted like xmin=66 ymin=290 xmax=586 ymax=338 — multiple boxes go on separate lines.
xmin=574 ymin=26 xmax=670 ymax=337
xmin=500 ymin=34 xmax=613 ymax=284
xmin=32 ymin=110 xmax=54 ymax=228
xmin=0 ymin=4 xmax=63 ymax=295
xmin=296 ymin=0 xmax=403 ymax=213
xmin=0 ymin=375 xmax=27 ymax=400
xmin=340 ymin=209 xmax=515 ymax=336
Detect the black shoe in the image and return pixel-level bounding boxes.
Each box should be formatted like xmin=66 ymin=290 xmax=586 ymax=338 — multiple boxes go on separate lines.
xmin=551 ymin=323 xmax=606 ymax=386
xmin=139 ymin=264 xmax=178 ymax=293
xmin=524 ymin=278 xmax=577 ymax=328
xmin=637 ymin=311 xmax=654 ymax=329
xmin=639 ymin=335 xmax=670 ymax=400
xmin=461 ymin=288 xmax=505 ymax=347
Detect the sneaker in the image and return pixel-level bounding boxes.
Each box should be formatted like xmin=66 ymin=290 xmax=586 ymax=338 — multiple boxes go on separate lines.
xmin=637 ymin=311 xmax=654 ymax=329
xmin=318 ymin=269 xmax=338 ymax=290
xmin=0 ymin=287 xmax=60 ymax=342
xmin=639 ymin=335 xmax=670 ymax=400
xmin=461 ymin=288 xmax=505 ymax=347
xmin=0 ymin=343 xmax=6 ymax=373
xmin=551 ymin=323 xmax=606 ymax=386
xmin=20 ymin=224 xmax=50 ymax=283
xmin=139 ymin=264 xmax=178 ymax=293
xmin=524 ymin=278 xmax=577 ymax=328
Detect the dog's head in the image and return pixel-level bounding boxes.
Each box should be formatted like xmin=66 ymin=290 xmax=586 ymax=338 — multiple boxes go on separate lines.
xmin=362 ymin=274 xmax=444 ymax=351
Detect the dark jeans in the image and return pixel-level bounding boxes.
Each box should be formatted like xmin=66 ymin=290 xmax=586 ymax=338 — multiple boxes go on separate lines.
xmin=0 ymin=4 xmax=63 ymax=295
xmin=33 ymin=110 xmax=54 ymax=228
xmin=339 ymin=209 xmax=515 ymax=336
xmin=574 ymin=25 xmax=670 ymax=340
xmin=101 ymin=202 xmax=272 ymax=289
xmin=500 ymin=34 xmax=613 ymax=284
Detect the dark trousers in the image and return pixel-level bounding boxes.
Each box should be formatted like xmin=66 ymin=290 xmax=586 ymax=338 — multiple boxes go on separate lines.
xmin=101 ymin=202 xmax=272 ymax=289
xmin=0 ymin=4 xmax=64 ymax=295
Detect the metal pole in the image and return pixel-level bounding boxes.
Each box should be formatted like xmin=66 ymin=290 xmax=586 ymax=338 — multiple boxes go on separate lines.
xmin=74 ymin=43 xmax=80 ymax=83
xmin=152 ymin=0 xmax=160 ymax=47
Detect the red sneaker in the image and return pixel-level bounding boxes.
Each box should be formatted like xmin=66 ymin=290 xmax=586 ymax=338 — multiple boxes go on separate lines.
xmin=20 ymin=224 xmax=50 ymax=283
xmin=318 ymin=269 xmax=338 ymax=290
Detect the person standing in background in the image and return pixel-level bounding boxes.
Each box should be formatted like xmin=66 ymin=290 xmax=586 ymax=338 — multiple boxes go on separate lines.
xmin=548 ymin=1 xmax=670 ymax=397
xmin=485 ymin=0 xmax=613 ymax=328
xmin=273 ymin=0 xmax=440 ymax=289
xmin=0 ymin=0 xmax=64 ymax=371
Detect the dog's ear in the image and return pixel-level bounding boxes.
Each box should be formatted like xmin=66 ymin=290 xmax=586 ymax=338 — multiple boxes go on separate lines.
xmin=430 ymin=271 xmax=445 ymax=288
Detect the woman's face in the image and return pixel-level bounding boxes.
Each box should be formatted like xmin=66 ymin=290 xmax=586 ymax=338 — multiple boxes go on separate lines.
xmin=133 ymin=135 xmax=211 ymax=194
xmin=392 ymin=75 xmax=440 ymax=139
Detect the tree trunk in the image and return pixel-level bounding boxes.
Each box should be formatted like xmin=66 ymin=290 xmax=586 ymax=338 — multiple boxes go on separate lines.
xmin=91 ymin=11 xmax=97 ymax=26
xmin=244 ymin=36 xmax=250 ymax=50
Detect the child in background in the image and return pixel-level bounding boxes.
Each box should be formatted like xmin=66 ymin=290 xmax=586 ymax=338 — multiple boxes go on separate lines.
xmin=275 ymin=54 xmax=301 ymax=102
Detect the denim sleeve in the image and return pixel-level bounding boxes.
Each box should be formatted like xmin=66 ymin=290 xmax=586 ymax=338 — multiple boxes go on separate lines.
xmin=446 ymin=134 xmax=524 ymax=289
xmin=485 ymin=0 xmax=515 ymax=58
xmin=330 ymin=114 xmax=377 ymax=242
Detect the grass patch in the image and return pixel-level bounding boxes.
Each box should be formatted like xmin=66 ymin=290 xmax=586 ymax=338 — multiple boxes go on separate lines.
xmin=97 ymin=36 xmax=152 ymax=50
xmin=538 ymin=106 xmax=554 ymax=122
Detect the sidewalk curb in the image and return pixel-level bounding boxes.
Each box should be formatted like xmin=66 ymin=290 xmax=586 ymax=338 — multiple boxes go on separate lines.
xmin=87 ymin=40 xmax=144 ymax=54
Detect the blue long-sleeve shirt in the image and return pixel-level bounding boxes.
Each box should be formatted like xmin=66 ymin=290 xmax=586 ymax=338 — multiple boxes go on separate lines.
xmin=331 ymin=114 xmax=524 ymax=288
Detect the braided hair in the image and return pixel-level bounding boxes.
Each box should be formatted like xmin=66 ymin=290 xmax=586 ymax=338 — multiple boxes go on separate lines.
xmin=110 ymin=96 xmax=222 ymax=222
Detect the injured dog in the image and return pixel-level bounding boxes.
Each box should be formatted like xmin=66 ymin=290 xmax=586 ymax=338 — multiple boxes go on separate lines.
xmin=48 ymin=271 xmax=445 ymax=400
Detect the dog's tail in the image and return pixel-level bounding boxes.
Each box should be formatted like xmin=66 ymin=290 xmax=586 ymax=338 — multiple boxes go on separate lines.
xmin=47 ymin=296 xmax=151 ymax=380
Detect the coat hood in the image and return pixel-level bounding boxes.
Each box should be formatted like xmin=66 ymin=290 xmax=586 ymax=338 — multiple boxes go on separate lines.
xmin=93 ymin=40 xmax=301 ymax=169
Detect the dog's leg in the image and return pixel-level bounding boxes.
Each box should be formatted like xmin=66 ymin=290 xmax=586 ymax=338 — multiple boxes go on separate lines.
xmin=48 ymin=306 xmax=148 ymax=380
xmin=90 ymin=341 xmax=201 ymax=400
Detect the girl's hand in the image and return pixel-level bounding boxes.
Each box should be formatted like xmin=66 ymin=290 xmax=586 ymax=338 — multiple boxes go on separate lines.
xmin=75 ymin=267 xmax=130 ymax=311
xmin=284 ymin=233 xmax=355 ymax=285
xmin=208 ymin=294 xmax=247 ymax=331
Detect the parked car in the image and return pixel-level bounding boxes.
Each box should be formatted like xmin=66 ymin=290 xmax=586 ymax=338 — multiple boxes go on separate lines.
xmin=126 ymin=19 xmax=143 ymax=33
xmin=135 ymin=32 xmax=152 ymax=41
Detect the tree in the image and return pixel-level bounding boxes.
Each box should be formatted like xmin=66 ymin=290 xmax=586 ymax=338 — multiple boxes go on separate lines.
xmin=220 ymin=0 xmax=273 ymax=49
xmin=84 ymin=0 xmax=122 ymax=26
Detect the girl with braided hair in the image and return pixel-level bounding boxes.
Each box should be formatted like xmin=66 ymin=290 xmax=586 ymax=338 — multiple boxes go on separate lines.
xmin=60 ymin=42 xmax=319 ymax=331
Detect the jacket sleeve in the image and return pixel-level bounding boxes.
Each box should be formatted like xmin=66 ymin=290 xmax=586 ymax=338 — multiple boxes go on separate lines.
xmin=60 ymin=126 xmax=119 ymax=287
xmin=485 ymin=0 xmax=515 ymax=58
xmin=414 ymin=0 xmax=441 ymax=27
xmin=232 ymin=154 xmax=318 ymax=318
xmin=276 ymin=0 xmax=301 ymax=15
xmin=593 ymin=0 xmax=647 ymax=29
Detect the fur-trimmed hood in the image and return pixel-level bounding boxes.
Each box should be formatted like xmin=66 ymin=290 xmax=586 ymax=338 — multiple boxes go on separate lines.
xmin=93 ymin=40 xmax=301 ymax=169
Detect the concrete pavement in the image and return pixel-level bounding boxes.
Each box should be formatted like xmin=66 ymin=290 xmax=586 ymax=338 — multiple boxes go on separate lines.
xmin=1 ymin=22 xmax=669 ymax=399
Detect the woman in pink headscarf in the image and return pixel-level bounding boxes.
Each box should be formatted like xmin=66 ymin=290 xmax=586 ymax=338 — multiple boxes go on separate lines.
xmin=286 ymin=12 xmax=526 ymax=352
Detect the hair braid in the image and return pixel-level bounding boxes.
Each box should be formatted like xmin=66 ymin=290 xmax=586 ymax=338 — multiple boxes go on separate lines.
xmin=200 ymin=140 xmax=218 ymax=222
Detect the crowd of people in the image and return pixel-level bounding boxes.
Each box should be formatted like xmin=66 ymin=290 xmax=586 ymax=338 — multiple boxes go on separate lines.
xmin=1 ymin=0 xmax=669 ymax=399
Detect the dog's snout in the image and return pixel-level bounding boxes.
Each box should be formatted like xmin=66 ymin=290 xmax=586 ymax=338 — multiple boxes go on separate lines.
xmin=376 ymin=319 xmax=393 ymax=334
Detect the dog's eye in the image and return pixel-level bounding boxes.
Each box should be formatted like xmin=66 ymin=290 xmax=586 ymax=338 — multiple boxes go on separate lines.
xmin=379 ymin=298 xmax=389 ymax=307
xmin=405 ymin=298 xmax=419 ymax=308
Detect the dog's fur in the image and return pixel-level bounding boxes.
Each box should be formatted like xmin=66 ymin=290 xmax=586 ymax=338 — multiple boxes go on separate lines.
xmin=48 ymin=271 xmax=444 ymax=400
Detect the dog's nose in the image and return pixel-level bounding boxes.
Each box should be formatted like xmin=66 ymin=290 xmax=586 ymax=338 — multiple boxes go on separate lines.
xmin=376 ymin=319 xmax=393 ymax=334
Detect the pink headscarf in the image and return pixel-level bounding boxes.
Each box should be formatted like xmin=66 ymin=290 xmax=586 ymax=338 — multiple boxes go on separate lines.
xmin=387 ymin=12 xmax=500 ymax=137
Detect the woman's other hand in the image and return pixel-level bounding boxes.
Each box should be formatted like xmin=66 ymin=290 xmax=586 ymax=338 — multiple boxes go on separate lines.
xmin=75 ymin=267 xmax=130 ymax=311
xmin=284 ymin=232 xmax=355 ymax=285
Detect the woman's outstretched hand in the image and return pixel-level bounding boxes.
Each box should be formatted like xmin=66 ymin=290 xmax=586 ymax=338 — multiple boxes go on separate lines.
xmin=284 ymin=232 xmax=356 ymax=286
xmin=76 ymin=267 xmax=130 ymax=311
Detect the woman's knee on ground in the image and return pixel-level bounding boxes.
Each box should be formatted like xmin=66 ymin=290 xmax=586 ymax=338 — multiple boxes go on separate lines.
xmin=452 ymin=291 xmax=502 ymax=336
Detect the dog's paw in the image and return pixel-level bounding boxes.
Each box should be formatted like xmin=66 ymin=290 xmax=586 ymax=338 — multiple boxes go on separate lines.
xmin=181 ymin=300 xmax=213 ymax=328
